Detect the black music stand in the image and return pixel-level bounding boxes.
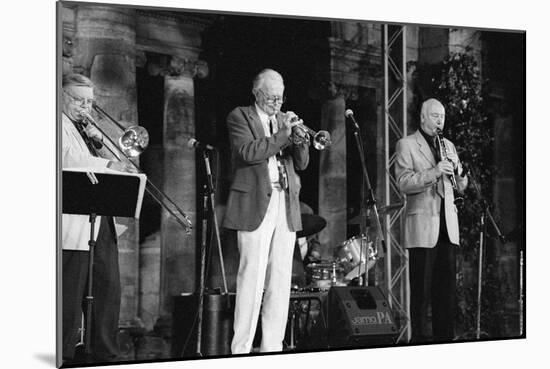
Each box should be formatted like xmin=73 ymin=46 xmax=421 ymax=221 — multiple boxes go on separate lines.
xmin=62 ymin=169 xmax=146 ymax=358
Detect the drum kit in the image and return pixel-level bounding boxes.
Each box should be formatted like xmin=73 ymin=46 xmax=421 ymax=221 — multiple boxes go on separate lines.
xmin=287 ymin=204 xmax=402 ymax=351
xmin=304 ymin=235 xmax=377 ymax=290
xmin=295 ymin=203 xmax=403 ymax=292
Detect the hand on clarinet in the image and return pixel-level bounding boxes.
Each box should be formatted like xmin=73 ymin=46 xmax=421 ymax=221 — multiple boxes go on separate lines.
xmin=445 ymin=151 xmax=459 ymax=170
xmin=436 ymin=160 xmax=454 ymax=177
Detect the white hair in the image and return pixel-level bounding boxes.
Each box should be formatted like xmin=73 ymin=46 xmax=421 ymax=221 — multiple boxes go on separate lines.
xmin=252 ymin=68 xmax=284 ymax=94
xmin=420 ymin=98 xmax=444 ymax=119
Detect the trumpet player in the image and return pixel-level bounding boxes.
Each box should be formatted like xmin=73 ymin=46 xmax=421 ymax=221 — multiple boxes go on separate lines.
xmin=223 ymin=68 xmax=310 ymax=354
xmin=395 ymin=98 xmax=468 ymax=343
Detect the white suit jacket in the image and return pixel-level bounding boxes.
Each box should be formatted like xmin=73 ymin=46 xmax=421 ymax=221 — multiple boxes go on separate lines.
xmin=394 ymin=130 xmax=468 ymax=248
xmin=62 ymin=113 xmax=110 ymax=251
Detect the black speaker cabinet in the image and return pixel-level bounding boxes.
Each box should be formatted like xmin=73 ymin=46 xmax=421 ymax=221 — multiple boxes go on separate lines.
xmin=327 ymin=286 xmax=397 ymax=348
xmin=171 ymin=293 xmax=235 ymax=357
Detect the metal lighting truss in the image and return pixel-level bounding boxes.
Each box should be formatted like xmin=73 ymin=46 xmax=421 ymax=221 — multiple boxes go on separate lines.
xmin=383 ymin=24 xmax=410 ymax=343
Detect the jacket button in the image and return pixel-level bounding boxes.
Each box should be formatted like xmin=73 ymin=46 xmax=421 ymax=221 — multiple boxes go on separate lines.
xmin=267 ymin=193 xmax=271 ymax=197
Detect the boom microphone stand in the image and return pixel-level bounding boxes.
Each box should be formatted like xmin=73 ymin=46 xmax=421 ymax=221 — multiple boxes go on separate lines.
xmin=345 ymin=109 xmax=386 ymax=287
xmin=466 ymin=164 xmax=507 ymax=339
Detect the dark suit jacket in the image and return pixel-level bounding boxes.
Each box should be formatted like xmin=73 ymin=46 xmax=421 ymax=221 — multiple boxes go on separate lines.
xmin=222 ymin=105 xmax=310 ymax=232
xmin=394 ymin=130 xmax=467 ymax=248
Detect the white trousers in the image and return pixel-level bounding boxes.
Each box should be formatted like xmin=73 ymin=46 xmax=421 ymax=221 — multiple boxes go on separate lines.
xmin=231 ymin=186 xmax=296 ymax=354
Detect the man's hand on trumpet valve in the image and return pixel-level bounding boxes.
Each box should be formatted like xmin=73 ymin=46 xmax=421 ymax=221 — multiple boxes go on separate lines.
xmin=281 ymin=111 xmax=302 ymax=137
xmin=108 ymin=160 xmax=138 ymax=173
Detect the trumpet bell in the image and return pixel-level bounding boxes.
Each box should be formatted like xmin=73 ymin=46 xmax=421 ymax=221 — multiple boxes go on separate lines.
xmin=313 ymin=130 xmax=331 ymax=150
xmin=119 ymin=126 xmax=149 ymax=157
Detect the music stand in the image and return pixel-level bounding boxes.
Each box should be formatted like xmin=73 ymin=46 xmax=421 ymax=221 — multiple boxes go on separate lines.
xmin=62 ymin=169 xmax=146 ymax=357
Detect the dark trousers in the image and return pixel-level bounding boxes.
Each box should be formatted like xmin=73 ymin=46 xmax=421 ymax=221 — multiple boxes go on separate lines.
xmin=62 ymin=216 xmax=121 ymax=363
xmin=409 ymin=203 xmax=457 ymax=343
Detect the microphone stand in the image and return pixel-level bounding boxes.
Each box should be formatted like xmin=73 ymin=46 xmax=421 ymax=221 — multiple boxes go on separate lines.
xmin=84 ymin=213 xmax=97 ymax=359
xmin=466 ymin=164 xmax=507 ymax=339
xmin=346 ymin=113 xmax=386 ymax=287
xmin=196 ymin=186 xmax=207 ymax=356
xmin=195 ymin=149 xmax=229 ymax=356
xmin=519 ymin=242 xmax=524 ymax=337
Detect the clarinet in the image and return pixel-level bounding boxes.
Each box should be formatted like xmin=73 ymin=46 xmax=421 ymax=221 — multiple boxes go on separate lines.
xmin=435 ymin=129 xmax=464 ymax=206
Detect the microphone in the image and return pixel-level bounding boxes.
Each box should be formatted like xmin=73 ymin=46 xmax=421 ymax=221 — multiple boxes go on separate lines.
xmin=344 ymin=109 xmax=360 ymax=130
xmin=188 ymin=138 xmax=215 ymax=151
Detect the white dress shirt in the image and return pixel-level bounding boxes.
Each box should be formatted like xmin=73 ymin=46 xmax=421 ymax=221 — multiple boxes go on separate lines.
xmin=255 ymin=104 xmax=280 ymax=183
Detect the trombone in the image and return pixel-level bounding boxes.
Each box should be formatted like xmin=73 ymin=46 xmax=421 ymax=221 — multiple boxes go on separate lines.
xmin=81 ymin=104 xmax=192 ymax=233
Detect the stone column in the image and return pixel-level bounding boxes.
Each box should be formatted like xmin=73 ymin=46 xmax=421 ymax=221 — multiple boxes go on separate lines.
xmin=318 ymin=95 xmax=347 ymax=257
xmin=159 ymin=57 xmax=207 ymax=318
xmin=72 ymin=5 xmax=140 ymax=327
xmin=317 ymin=23 xmax=383 ymax=256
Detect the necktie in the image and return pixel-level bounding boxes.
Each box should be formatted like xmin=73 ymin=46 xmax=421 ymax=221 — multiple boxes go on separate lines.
xmin=70 ymin=118 xmax=98 ymax=157
xmin=269 ymin=117 xmax=288 ymax=190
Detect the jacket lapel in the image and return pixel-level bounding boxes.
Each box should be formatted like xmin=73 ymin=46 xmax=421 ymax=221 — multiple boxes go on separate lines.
xmin=63 ymin=114 xmax=90 ymax=154
xmin=246 ymin=105 xmax=265 ymax=139
xmin=414 ymin=130 xmax=436 ymax=166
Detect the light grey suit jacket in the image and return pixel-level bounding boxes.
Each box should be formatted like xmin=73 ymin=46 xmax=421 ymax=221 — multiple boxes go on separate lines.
xmin=394 ymin=130 xmax=468 ymax=248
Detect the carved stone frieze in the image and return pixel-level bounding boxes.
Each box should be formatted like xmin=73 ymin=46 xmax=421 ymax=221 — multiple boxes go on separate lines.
xmin=169 ymin=57 xmax=209 ymax=78
xmin=146 ymin=54 xmax=209 ymax=79
xmin=328 ymin=37 xmax=383 ymax=90
xmin=326 ymin=81 xmax=362 ymax=100
xmin=136 ymin=10 xmax=213 ymax=61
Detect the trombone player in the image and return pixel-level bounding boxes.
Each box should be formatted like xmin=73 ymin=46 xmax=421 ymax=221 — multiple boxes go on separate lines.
xmin=223 ymin=69 xmax=310 ymax=353
xmin=61 ymin=73 xmax=134 ymax=363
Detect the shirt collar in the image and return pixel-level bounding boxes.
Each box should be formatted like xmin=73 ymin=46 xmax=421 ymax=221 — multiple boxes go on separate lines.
xmin=255 ymin=103 xmax=275 ymax=125
xmin=419 ymin=127 xmax=436 ymax=147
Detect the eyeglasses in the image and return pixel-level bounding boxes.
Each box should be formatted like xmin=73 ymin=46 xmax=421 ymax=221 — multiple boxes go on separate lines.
xmin=64 ymin=90 xmax=95 ymax=106
xmin=258 ymin=89 xmax=285 ymax=104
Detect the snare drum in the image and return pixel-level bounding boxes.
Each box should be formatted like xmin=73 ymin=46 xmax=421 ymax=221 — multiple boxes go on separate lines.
xmin=334 ymin=235 xmax=377 ymax=281
xmin=305 ymin=261 xmax=346 ymax=289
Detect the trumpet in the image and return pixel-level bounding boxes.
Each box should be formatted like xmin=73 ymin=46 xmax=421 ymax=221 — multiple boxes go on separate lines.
xmin=80 ymin=105 xmax=193 ymax=232
xmin=290 ymin=116 xmax=332 ymax=150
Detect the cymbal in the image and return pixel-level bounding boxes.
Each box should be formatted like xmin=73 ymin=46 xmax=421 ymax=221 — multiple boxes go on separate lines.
xmin=347 ymin=215 xmax=371 ymax=226
xmin=297 ymin=213 xmax=327 ymax=238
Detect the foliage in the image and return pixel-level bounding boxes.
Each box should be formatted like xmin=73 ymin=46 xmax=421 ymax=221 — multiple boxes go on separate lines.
xmin=412 ymin=50 xmax=507 ymax=338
